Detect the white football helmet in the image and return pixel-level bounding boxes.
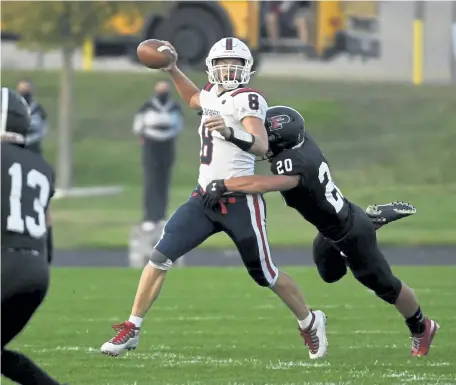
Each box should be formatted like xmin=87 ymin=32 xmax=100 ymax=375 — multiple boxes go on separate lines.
xmin=206 ymin=37 xmax=254 ymax=90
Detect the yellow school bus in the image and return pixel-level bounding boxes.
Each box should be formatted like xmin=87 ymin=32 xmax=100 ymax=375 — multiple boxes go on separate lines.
xmin=93 ymin=1 xmax=261 ymax=69
xmin=315 ymin=1 xmax=380 ymax=60
xmin=94 ymin=1 xmax=379 ymax=65
xmin=2 ymin=1 xmax=380 ymax=68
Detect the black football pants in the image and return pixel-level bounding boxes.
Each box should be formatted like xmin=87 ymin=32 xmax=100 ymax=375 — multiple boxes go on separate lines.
xmin=313 ymin=204 xmax=402 ymax=304
xmin=1 ymin=250 xmax=61 ymax=385
xmin=142 ymin=137 xmax=175 ymax=223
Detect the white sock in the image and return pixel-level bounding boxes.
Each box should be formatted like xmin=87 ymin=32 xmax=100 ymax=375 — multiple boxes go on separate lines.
xmin=128 ymin=315 xmax=143 ymax=328
xmin=298 ymin=311 xmax=314 ymax=330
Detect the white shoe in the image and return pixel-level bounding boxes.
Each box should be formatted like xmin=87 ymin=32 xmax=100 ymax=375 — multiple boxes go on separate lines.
xmin=141 ymin=221 xmax=156 ymax=232
xmin=100 ymin=321 xmax=140 ymax=357
xmin=298 ymin=310 xmax=328 ymax=359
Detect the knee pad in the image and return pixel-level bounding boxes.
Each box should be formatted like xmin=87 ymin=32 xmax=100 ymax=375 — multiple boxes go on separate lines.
xmin=354 ymin=269 xmax=402 ymax=304
xmin=314 ymin=250 xmax=348 ymax=283
xmin=316 ymin=261 xmax=347 ymax=283
xmin=148 ymin=249 xmax=173 ymax=271
xmin=313 ymin=234 xmax=347 ymax=283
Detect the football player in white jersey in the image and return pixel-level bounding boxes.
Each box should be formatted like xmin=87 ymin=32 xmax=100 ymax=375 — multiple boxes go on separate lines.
xmin=100 ymin=38 xmax=328 ymax=360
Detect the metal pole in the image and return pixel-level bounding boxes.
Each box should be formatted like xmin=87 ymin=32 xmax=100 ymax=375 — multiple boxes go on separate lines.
xmin=82 ymin=38 xmax=94 ymax=72
xmin=451 ymin=1 xmax=456 ymax=84
xmin=412 ymin=1 xmax=425 ymax=86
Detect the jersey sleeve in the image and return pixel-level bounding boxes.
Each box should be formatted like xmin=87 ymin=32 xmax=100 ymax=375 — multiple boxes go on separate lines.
xmin=50 ymin=170 xmax=56 ymax=199
xmin=231 ymin=88 xmax=268 ymax=122
xmin=46 ymin=163 xmax=56 ymax=200
xmin=270 ymin=151 xmax=307 ymax=182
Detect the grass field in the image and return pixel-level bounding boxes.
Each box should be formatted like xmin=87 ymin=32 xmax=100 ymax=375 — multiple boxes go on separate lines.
xmin=2 ymin=70 xmax=456 ymax=248
xmin=5 ymin=267 xmax=456 ymax=385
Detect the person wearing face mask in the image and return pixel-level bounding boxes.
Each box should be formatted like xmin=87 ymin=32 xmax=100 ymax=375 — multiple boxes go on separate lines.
xmin=132 ymin=80 xmax=183 ymax=236
xmin=16 ymin=79 xmax=48 ymax=155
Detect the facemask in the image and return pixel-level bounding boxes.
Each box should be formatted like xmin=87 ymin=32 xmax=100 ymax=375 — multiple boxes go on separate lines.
xmin=20 ymin=92 xmax=33 ymax=104
xmin=156 ymin=92 xmax=169 ymax=104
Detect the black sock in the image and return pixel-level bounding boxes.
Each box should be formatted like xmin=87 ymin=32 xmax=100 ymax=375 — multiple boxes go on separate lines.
xmin=1 ymin=350 xmax=61 ymax=385
xmin=405 ymin=306 xmax=426 ymax=335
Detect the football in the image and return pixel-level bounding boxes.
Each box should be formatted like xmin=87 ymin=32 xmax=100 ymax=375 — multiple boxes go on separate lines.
xmin=137 ymin=39 xmax=175 ymax=70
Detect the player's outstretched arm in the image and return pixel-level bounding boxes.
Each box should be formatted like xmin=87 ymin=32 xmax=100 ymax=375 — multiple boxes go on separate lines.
xmin=203 ymin=175 xmax=300 ymax=209
xmin=167 ymin=66 xmax=201 ymax=109
xmin=225 ymin=175 xmax=300 ymax=193
xmin=160 ymin=42 xmax=200 ymax=109
xmin=224 ymin=175 xmax=300 ymax=194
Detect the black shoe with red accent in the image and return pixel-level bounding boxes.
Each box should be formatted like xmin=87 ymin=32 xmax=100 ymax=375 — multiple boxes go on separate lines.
xmin=366 ymin=201 xmax=417 ymax=230
xmin=411 ymin=318 xmax=440 ymax=357
xmin=100 ymin=321 xmax=140 ymax=357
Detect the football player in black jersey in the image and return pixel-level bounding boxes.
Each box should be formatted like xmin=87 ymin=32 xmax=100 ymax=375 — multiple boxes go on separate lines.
xmin=1 ymin=88 xmax=66 ymax=385
xmin=204 ymin=105 xmax=439 ymax=357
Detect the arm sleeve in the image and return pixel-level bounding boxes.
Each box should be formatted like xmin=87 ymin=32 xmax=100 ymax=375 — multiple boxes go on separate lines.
xmin=132 ymin=113 xmax=144 ymax=135
xmin=25 ymin=112 xmax=47 ymax=145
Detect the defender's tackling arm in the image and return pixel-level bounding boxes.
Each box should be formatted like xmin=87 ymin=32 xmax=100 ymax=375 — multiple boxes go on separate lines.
xmin=227 ymin=175 xmax=300 ymax=194
xmin=226 ymin=175 xmax=300 ymax=193
xmin=202 ymin=175 xmax=300 ymax=209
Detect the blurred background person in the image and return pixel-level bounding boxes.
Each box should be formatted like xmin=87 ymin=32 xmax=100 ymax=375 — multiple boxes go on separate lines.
xmin=133 ymin=80 xmax=183 ymax=235
xmin=282 ymin=1 xmax=312 ymax=54
xmin=264 ymin=1 xmax=283 ymax=53
xmin=16 ymin=79 xmax=48 ymax=154
xmin=263 ymin=1 xmax=313 ymax=55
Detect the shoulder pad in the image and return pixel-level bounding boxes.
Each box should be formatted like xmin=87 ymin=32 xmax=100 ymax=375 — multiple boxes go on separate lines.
xmin=230 ymin=87 xmax=264 ymax=98
xmin=229 ymin=88 xmax=268 ymax=121
xmin=202 ymin=83 xmax=215 ymax=92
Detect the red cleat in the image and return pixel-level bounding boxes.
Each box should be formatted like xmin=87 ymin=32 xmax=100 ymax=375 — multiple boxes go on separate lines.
xmin=100 ymin=321 xmax=140 ymax=357
xmin=410 ymin=318 xmax=439 ymax=357
xmin=298 ymin=310 xmax=328 ymax=359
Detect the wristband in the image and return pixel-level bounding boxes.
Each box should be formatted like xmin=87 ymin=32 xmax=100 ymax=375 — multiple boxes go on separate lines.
xmin=227 ymin=127 xmax=255 ymax=151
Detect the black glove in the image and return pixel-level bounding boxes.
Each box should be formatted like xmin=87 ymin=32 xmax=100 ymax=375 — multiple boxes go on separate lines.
xmin=203 ymin=180 xmax=227 ymax=209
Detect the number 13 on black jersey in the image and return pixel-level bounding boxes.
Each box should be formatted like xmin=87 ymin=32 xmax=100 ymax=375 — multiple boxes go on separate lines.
xmin=6 ymin=162 xmax=51 ymax=239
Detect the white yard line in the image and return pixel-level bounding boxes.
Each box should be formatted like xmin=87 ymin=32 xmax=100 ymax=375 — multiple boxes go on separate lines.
xmin=24 ymin=344 xmax=456 ymax=385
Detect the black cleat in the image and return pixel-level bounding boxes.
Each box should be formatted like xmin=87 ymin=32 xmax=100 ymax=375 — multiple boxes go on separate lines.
xmin=366 ymin=201 xmax=417 ymax=230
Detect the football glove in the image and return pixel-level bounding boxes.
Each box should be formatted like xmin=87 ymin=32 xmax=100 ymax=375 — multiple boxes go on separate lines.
xmin=203 ymin=180 xmax=227 ymax=209
xmin=365 ymin=201 xmax=417 ymax=230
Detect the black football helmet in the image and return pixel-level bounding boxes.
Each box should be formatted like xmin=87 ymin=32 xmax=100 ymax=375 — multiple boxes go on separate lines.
xmin=0 ymin=87 xmax=31 ymax=146
xmin=264 ymin=105 xmax=305 ymax=158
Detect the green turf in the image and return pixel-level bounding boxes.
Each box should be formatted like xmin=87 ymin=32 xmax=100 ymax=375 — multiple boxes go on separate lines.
xmin=5 ymin=267 xmax=455 ymax=385
xmin=2 ymin=70 xmax=456 ymax=248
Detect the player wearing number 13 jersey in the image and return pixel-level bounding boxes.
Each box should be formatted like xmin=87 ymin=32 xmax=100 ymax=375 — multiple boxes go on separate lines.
xmin=205 ymin=105 xmax=439 ymax=357
xmin=1 ymin=88 xmax=66 ymax=385
xmin=101 ymin=38 xmax=328 ymax=361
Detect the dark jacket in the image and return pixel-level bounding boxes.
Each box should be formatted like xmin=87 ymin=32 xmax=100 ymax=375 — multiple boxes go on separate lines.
xmin=133 ymin=97 xmax=183 ymax=141
xmin=25 ymin=101 xmax=48 ymax=153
